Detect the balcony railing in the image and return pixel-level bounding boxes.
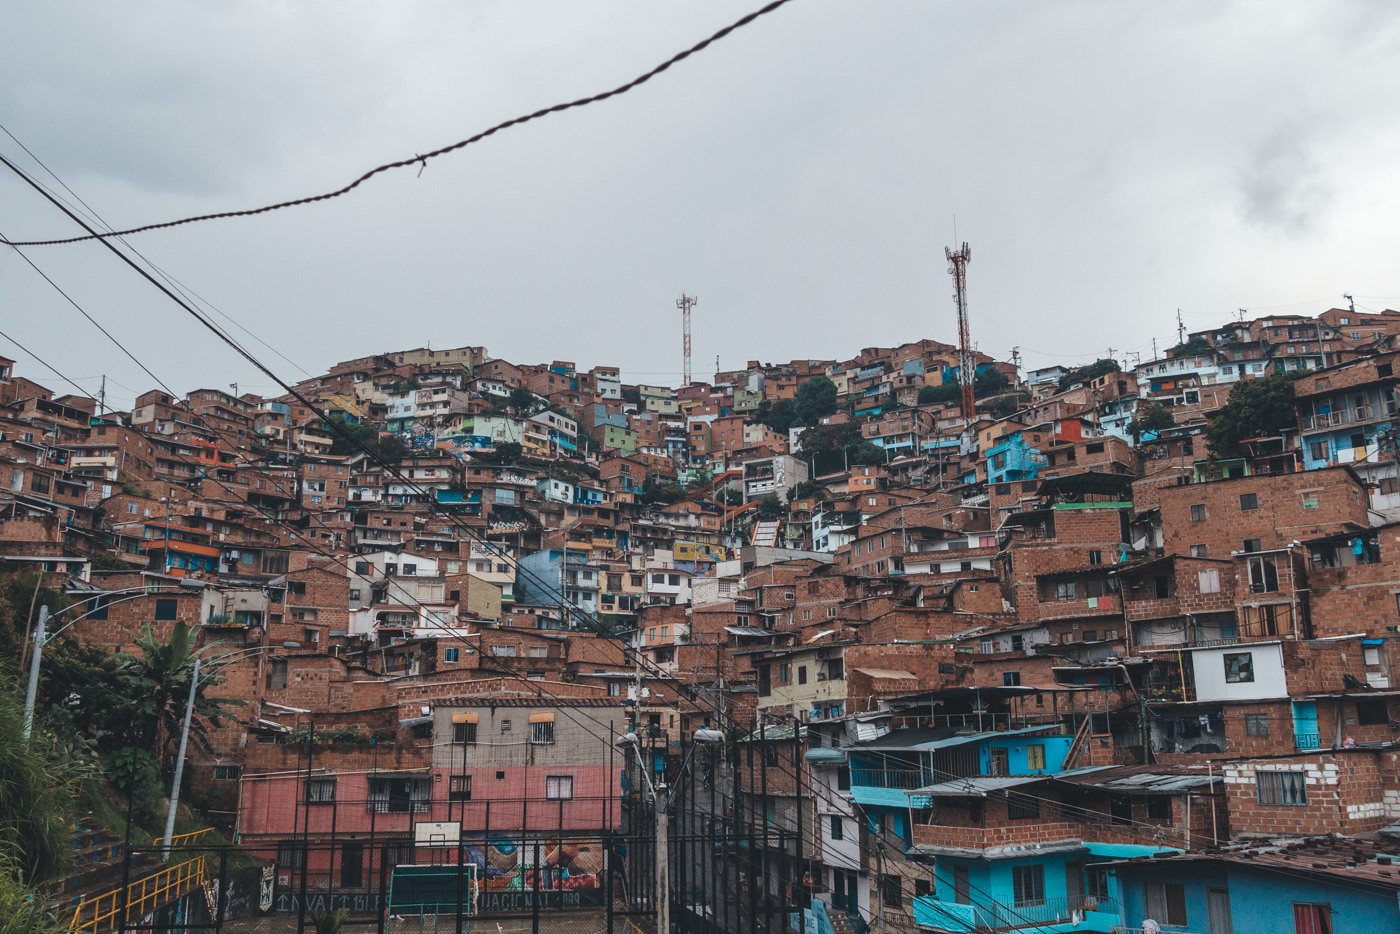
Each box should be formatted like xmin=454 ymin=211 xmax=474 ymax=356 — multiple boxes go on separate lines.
xmin=915 ymin=894 xmax=1119 ymax=932
xmin=1295 ymin=732 xmax=1321 ymax=751
xmin=849 ymin=768 xmax=925 ymax=790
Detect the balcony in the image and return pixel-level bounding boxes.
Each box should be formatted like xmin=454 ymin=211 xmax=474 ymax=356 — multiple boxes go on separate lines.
xmin=912 ymin=822 xmax=1085 ymax=853
xmin=915 ymin=894 xmax=1120 ymax=933
xmin=849 ymin=769 xmax=925 ymax=790
xmin=1036 ymin=594 xmax=1118 ymax=622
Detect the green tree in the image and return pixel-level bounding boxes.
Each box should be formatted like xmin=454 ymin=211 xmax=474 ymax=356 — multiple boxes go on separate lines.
xmin=794 ymin=376 xmax=839 ymax=425
xmin=754 ymin=398 xmax=798 ymax=434
xmin=508 ymin=387 xmax=544 ymax=416
xmin=917 ymin=383 xmax=960 ymax=406
xmin=1057 ymin=358 xmax=1121 ymax=391
xmin=756 ymin=494 xmax=785 ymax=519
xmin=1167 ymin=335 xmax=1211 ymax=357
xmin=974 ymin=367 xmax=1010 ymax=397
xmin=789 ymin=480 xmax=831 ymax=502
xmin=640 ymin=481 xmax=686 ymax=506
xmin=1205 ymin=371 xmax=1300 ymax=457
xmin=1130 ymin=403 xmax=1175 ymax=440
xmin=326 ymin=415 xmax=404 ymax=463
xmin=127 ymin=622 xmax=243 ymax=771
xmin=620 ymin=387 xmax=641 ymax=406
xmin=796 ymin=423 xmax=885 ymax=474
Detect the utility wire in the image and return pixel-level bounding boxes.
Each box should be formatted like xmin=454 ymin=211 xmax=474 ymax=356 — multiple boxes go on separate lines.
xmin=0 ymin=0 xmax=797 ymax=248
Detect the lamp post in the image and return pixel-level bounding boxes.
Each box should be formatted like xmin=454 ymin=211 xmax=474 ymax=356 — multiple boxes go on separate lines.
xmin=617 ymin=726 xmax=724 ymax=934
xmin=21 ymin=581 xmax=206 ymax=740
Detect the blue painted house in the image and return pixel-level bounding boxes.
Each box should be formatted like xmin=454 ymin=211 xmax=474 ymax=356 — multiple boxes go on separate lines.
xmin=1109 ymin=837 xmax=1400 ymax=934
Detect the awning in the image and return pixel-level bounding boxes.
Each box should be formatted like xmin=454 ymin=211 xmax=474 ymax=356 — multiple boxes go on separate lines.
xmin=725 ymin=626 xmax=772 ymax=637
xmin=851 ymin=668 xmax=918 ymax=681
xmin=451 ymin=713 xmax=479 ymax=725
xmin=911 ymin=774 xmax=1066 ymax=797
xmin=528 ymin=712 xmax=555 ymax=724
xmin=399 ymin=715 xmax=432 ymax=728
xmin=805 ymin=629 xmax=837 ymax=643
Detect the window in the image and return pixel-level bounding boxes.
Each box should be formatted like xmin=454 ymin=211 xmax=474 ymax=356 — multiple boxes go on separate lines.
xmin=1245 ymin=713 xmax=1270 ymax=736
xmin=278 ymin=840 xmax=305 ymax=869
xmin=531 ymin=721 xmax=555 ymax=744
xmin=306 ymin=777 xmax=336 ymax=803
xmin=1293 ymin=903 xmax=1333 ymax=934
xmin=1154 ymin=575 xmax=1171 ymax=599
xmin=1190 ymin=504 xmax=1207 ymax=522
xmin=368 ymin=775 xmax=431 ymax=813
xmin=1146 ymin=796 xmax=1172 ymax=820
xmin=829 ymin=816 xmax=843 ymax=840
xmin=449 ymin=775 xmax=472 ymax=801
xmin=1357 ymin=699 xmax=1388 ymax=725
xmin=1026 ymin=744 xmax=1046 ymax=770
xmin=1190 ymin=544 xmax=1208 ymax=558
xmin=1247 ymin=555 xmax=1278 ymax=592
xmin=798 ymin=666 xmax=808 ymax=685
xmin=826 ymin=606 xmax=838 ymax=617
xmin=1240 ymin=492 xmax=1258 ymax=511
xmin=1257 ymin=770 xmax=1307 ymax=806
xmin=500 ymin=719 xmax=512 ymax=732
xmin=1003 ymin=671 xmax=1021 ymax=686
xmin=454 ymin=722 xmax=477 ymax=744
xmin=154 ymin=598 xmax=178 ymax=620
xmin=545 ymin=775 xmax=574 ymax=800
xmin=1012 ymin=865 xmax=1045 ymax=906
xmin=881 ymin=874 xmax=903 ymax=909
xmin=213 ymin=765 xmax=241 ymax=780
xmin=1007 ymin=794 xmax=1039 ymax=820
xmin=1144 ymin=881 xmax=1188 ymax=927
xmin=1088 ymin=549 xmax=1102 ymax=565
xmin=1055 ymin=581 xmax=1077 ymax=601
xmin=1224 ymin=652 xmax=1254 ymax=683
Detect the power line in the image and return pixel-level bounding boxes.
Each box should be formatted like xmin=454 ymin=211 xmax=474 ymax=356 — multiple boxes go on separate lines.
xmin=0 ymin=0 xmax=797 ymax=248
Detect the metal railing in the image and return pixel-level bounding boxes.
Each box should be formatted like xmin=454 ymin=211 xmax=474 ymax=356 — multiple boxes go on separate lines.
xmin=848 ymin=769 xmax=925 ymax=790
xmin=1295 ymin=732 xmax=1321 ymax=750
xmin=69 ymin=856 xmax=207 ymax=934
xmin=917 ymin=894 xmax=1119 ymax=932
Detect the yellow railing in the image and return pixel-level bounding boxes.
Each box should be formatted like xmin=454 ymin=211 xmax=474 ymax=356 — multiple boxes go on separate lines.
xmin=164 ymin=828 xmax=214 ymax=848
xmin=68 ymin=857 xmax=207 ymax=934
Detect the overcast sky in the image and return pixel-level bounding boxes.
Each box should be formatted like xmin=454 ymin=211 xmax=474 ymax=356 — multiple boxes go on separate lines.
xmin=3 ymin=1 xmax=1400 ymax=408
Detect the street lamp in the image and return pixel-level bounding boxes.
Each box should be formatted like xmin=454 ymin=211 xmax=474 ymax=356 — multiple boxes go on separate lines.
xmin=616 ymin=726 xmax=725 ymax=934
xmin=21 ymin=581 xmax=205 ymax=739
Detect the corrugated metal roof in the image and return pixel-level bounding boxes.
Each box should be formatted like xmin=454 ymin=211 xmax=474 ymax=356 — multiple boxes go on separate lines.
xmin=725 ymin=626 xmax=774 ymax=637
xmin=855 ymin=724 xmax=1066 ymax=753
xmin=850 ymin=668 xmax=918 ymax=680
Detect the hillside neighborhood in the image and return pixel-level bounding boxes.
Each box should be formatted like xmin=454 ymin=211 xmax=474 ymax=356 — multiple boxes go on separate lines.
xmin=9 ymin=305 xmax=1400 ymax=934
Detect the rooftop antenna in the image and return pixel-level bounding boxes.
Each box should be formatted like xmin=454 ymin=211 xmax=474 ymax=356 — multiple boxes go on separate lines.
xmin=677 ymin=294 xmax=697 ymax=387
xmin=945 ymin=241 xmax=975 ymax=438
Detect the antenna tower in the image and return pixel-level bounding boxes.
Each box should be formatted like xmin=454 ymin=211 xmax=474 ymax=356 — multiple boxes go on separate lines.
xmin=945 ymin=243 xmax=975 ymax=425
xmin=677 ymin=293 xmax=697 ymax=386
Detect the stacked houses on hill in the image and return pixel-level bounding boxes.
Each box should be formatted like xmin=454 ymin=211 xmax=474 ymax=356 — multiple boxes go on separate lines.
xmin=8 ymin=308 xmax=1400 ymax=932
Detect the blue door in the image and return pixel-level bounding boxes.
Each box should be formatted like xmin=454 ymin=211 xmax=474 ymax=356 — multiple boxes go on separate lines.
xmin=1292 ymin=701 xmax=1318 ymax=750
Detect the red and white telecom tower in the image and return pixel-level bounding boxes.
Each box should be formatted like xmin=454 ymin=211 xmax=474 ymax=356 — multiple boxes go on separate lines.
xmin=677 ymin=293 xmax=697 ymax=386
xmin=945 ymin=242 xmax=975 ymax=431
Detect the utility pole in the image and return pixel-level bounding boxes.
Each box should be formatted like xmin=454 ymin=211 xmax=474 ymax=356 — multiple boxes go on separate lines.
xmin=677 ymin=294 xmax=697 ymax=388
xmin=945 ymin=242 xmax=974 ymax=440
xmin=21 ymin=606 xmax=48 ymax=740
xmin=99 ymin=375 xmax=107 ymax=418
xmin=1345 ymin=292 xmax=1356 ymax=314
xmin=162 ymin=658 xmax=200 ymax=860
xmin=1177 ymin=309 xmax=1186 ymax=346
xmin=1010 ymin=347 xmax=1022 ymax=380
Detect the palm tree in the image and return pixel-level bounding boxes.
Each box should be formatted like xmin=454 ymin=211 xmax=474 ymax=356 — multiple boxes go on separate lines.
xmin=127 ymin=622 xmax=242 ymax=772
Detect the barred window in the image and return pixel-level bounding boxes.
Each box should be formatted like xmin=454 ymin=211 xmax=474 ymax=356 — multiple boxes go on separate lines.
xmin=1257 ymin=770 xmax=1307 ymax=806
xmin=1245 ymin=714 xmax=1270 ymax=737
